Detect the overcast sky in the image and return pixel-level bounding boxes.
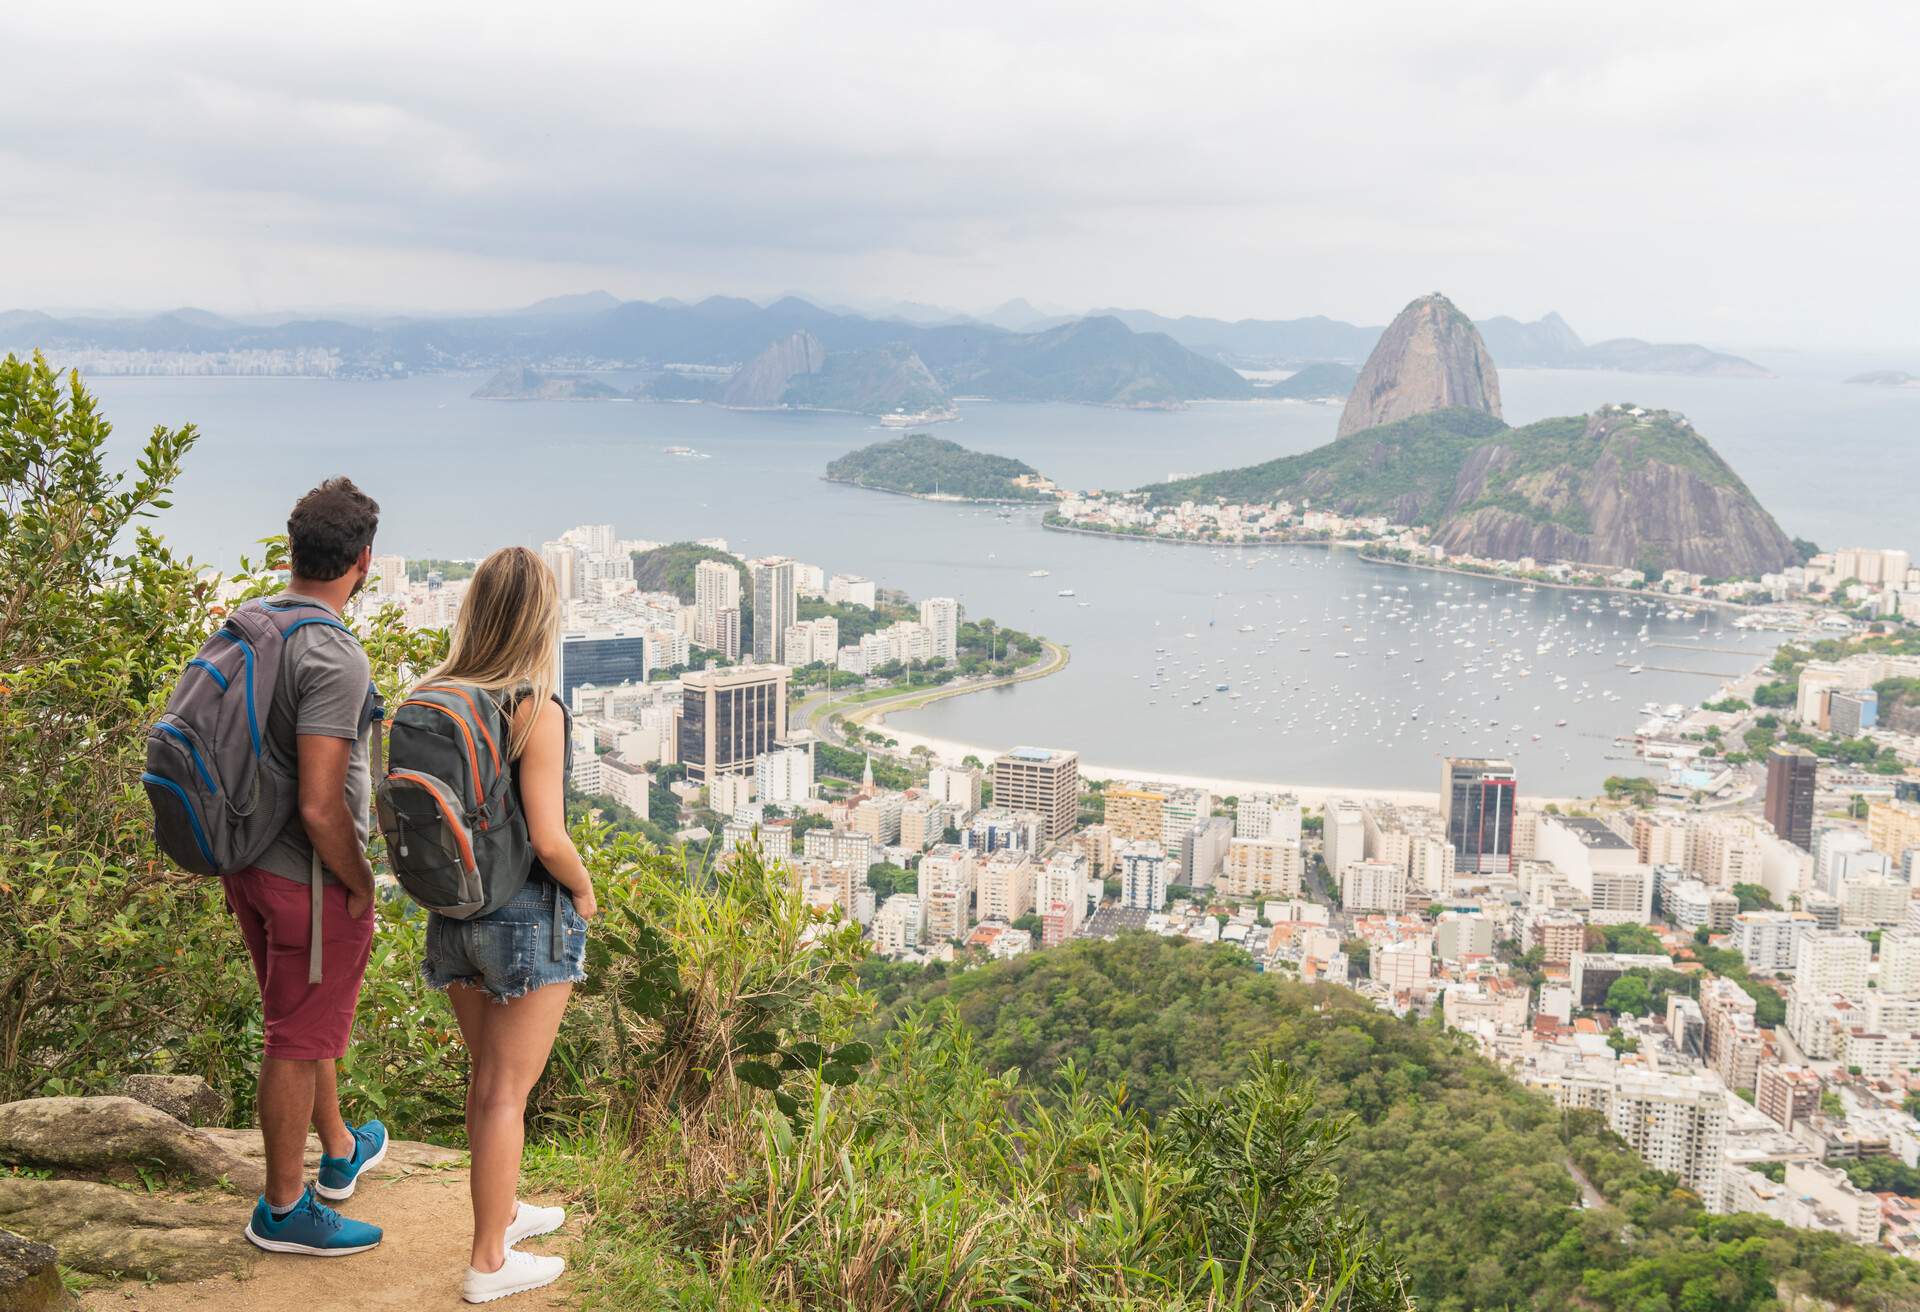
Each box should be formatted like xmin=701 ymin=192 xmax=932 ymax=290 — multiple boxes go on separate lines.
xmin=3 ymin=1 xmax=1914 ymax=346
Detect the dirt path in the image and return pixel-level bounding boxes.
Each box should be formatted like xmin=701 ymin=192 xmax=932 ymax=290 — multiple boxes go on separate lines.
xmin=79 ymin=1135 xmax=575 ymax=1312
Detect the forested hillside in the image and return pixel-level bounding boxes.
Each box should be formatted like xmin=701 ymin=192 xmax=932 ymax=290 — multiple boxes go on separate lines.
xmin=874 ymin=935 xmax=1920 ymax=1312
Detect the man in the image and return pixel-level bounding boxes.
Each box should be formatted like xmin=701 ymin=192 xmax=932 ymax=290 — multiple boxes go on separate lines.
xmin=227 ymin=477 xmax=388 ymax=1256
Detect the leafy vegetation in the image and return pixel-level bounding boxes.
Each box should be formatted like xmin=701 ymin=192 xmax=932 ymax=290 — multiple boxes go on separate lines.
xmin=826 ymin=433 xmax=1053 ymax=501
xmin=878 ymin=935 xmax=1919 ymax=1311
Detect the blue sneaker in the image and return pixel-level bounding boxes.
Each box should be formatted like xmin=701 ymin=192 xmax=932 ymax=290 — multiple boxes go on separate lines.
xmin=244 ymin=1187 xmax=382 ymax=1256
xmin=315 ymin=1120 xmax=389 ymax=1201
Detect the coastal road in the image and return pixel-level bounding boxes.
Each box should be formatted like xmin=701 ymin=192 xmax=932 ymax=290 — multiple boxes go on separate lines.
xmin=793 ymin=638 xmax=1071 ymax=755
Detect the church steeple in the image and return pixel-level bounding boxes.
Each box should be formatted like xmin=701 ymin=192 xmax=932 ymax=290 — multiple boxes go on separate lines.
xmin=861 ymin=753 xmax=874 ymax=793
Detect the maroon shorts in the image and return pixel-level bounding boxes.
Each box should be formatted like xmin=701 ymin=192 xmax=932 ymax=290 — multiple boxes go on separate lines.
xmin=222 ymin=869 xmax=375 ymax=1061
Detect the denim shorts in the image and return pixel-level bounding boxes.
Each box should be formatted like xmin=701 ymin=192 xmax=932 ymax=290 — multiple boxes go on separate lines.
xmin=421 ymin=880 xmax=588 ymax=1003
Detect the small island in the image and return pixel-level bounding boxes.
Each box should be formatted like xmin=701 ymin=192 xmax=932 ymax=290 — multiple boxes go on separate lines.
xmin=473 ymin=365 xmax=626 ymax=401
xmin=825 ymin=434 xmax=1058 ymax=502
xmin=1845 ymin=370 xmax=1920 ymax=387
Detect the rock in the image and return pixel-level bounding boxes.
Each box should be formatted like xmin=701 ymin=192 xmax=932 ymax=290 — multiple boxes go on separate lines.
xmin=121 ymin=1077 xmax=223 ymax=1129
xmin=0 ymin=1228 xmax=67 ymax=1312
xmin=721 ymin=330 xmax=827 ymax=407
xmin=0 ymin=1099 xmax=261 ymax=1194
xmin=1337 ymin=292 xmax=1501 ymax=438
xmin=0 ymin=1180 xmax=251 ymax=1283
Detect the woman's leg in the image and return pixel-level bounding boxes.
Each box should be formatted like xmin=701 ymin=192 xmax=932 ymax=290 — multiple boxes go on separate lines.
xmin=464 ymin=982 xmax=573 ymax=1273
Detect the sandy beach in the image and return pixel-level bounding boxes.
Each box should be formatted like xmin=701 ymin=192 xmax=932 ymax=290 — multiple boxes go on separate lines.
xmin=873 ymin=716 xmax=1586 ymax=809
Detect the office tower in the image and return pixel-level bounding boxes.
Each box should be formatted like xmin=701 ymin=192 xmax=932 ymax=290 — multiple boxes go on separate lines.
xmin=1118 ymin=842 xmax=1168 ymax=910
xmin=678 ymin=663 xmax=790 ymax=783
xmin=695 ymin=558 xmax=743 ymax=659
xmin=558 ymin=628 xmax=650 ymax=705
xmin=1605 ymin=1073 xmax=1725 ymax=1200
xmin=991 ymin=746 xmax=1080 ymax=843
xmin=919 ymin=597 xmax=960 ymax=663
xmin=1764 ymin=746 xmax=1818 ymax=850
xmin=751 ymin=556 xmax=797 ymax=664
xmin=1440 ymin=758 xmax=1517 ymax=874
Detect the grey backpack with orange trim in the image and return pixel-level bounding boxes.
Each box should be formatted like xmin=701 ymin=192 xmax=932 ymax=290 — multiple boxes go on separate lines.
xmin=375 ymin=682 xmax=532 ymax=920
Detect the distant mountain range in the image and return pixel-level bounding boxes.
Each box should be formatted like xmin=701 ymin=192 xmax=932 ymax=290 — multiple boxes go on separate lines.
xmin=0 ymin=291 xmax=1768 ymax=407
xmin=1093 ymin=305 xmax=1768 ymax=377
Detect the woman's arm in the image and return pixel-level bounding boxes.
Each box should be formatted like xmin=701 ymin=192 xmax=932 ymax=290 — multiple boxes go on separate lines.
xmin=516 ymin=696 xmax=596 ymax=918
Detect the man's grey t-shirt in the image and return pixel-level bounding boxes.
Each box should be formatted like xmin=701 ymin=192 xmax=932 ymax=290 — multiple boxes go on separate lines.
xmin=253 ymin=592 xmax=373 ymax=887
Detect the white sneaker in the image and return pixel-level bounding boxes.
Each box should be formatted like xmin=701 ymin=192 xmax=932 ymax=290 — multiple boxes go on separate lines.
xmin=503 ymin=1201 xmax=566 ymax=1246
xmin=462 ymin=1248 xmax=565 ymax=1304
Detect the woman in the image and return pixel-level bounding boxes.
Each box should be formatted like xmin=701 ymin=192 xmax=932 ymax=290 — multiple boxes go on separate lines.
xmin=416 ymin=546 xmax=597 ymax=1304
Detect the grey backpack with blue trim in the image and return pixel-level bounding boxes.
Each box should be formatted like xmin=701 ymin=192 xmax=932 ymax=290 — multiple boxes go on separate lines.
xmin=143 ymin=596 xmax=378 ymax=877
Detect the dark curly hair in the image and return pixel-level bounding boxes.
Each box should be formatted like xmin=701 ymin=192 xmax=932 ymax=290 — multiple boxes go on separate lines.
xmin=287 ymin=477 xmax=380 ymax=581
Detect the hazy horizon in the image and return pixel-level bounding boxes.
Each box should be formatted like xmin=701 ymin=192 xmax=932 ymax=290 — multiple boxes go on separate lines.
xmin=5 ymin=2 xmax=1918 ymax=351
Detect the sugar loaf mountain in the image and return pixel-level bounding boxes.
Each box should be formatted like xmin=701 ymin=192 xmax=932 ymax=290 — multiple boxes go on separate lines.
xmin=1156 ymin=293 xmax=1798 ymax=578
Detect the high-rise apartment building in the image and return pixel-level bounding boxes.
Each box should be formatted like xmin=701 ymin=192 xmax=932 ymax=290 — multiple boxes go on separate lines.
xmin=1104 ymin=787 xmax=1166 ymax=846
xmin=750 ymin=556 xmax=797 ymax=664
xmin=1869 ymin=799 xmax=1920 ymax=864
xmin=1118 ymin=842 xmax=1168 ymax=910
xmin=1220 ymin=837 xmax=1303 ymax=900
xmin=1605 ymin=1073 xmax=1725 ymax=1200
xmin=1441 ymin=758 xmax=1517 ymax=874
xmin=678 ymin=663 xmax=790 ymax=783
xmin=1794 ymin=930 xmax=1871 ymax=997
xmin=540 ymin=540 xmax=579 ymax=602
xmin=1764 ymin=746 xmax=1818 ymax=851
xmin=927 ymin=765 xmax=983 ymax=816
xmin=978 ymin=852 xmax=1036 ymax=923
xmin=918 ymin=597 xmax=960 ymax=663
xmin=1235 ymin=793 xmax=1303 ymax=844
xmin=1881 ymin=926 xmax=1920 ymax=996
xmin=1160 ymin=790 xmax=1213 ymax=852
xmin=694 ymin=558 xmax=742 ymax=659
xmin=1035 ymin=852 xmax=1090 ymax=945
xmin=991 ymin=746 xmax=1080 ymax=843
xmin=1339 ymin=859 xmax=1408 ymax=913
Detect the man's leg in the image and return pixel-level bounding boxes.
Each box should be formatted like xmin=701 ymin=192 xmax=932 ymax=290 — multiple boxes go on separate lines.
xmin=311 ymin=1058 xmax=355 ymax=1159
xmin=259 ymin=1057 xmax=320 ymax=1208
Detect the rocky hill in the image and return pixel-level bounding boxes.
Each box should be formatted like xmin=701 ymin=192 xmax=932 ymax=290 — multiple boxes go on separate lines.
xmin=915 ymin=314 xmax=1252 ymax=407
xmin=782 ymin=343 xmax=950 ymax=416
xmin=1477 ymin=312 xmax=1770 ymax=377
xmin=720 ymin=329 xmax=828 ymax=406
xmin=1337 ymin=293 xmax=1501 ymax=437
xmin=1151 ymin=403 xmax=1798 ymax=577
xmin=1262 ymin=361 xmax=1357 ymax=400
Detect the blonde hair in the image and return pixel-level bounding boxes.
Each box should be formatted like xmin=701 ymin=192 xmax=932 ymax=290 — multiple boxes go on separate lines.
xmin=422 ymin=546 xmax=561 ymax=758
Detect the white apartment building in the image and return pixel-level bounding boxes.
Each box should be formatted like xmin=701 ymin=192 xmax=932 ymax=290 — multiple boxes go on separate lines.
xmin=1605 ymin=1073 xmax=1725 ymax=1202
xmin=870 ymin=895 xmax=922 ymax=955
xmin=899 ymin=797 xmax=950 ymax=852
xmin=1324 ymin=803 xmax=1366 ymax=877
xmin=1795 ymin=931 xmax=1872 ymax=997
xmin=1159 ymin=790 xmax=1213 ymax=852
xmin=1434 ymin=912 xmax=1494 ymax=961
xmin=1035 ymin=851 xmax=1091 ymax=945
xmin=918 ymin=597 xmax=960 ymax=663
xmin=1537 ymin=814 xmax=1653 ymax=924
xmin=754 ymin=744 xmax=815 ymax=807
xmin=1339 ymin=859 xmax=1407 ymax=914
xmin=1841 ymin=874 xmax=1910 ymax=928
xmin=1372 ymin=937 xmax=1434 ymax=995
xmin=827 ymin=573 xmax=877 ymax=608
xmin=1220 ymin=837 xmax=1303 ymax=900
xmin=919 ymin=849 xmax=976 ymax=942
xmin=927 ymin=765 xmax=983 ymax=816
xmin=978 ymin=852 xmax=1036 ymax=923
xmin=1236 ymin=794 xmax=1302 ymax=844
xmin=1120 ymin=842 xmax=1169 ymax=911
xmin=851 ymin=792 xmax=904 ymax=846
xmin=1882 ymin=927 xmax=1920 ymax=996
xmin=1733 ymin=911 xmax=1816 ymax=976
